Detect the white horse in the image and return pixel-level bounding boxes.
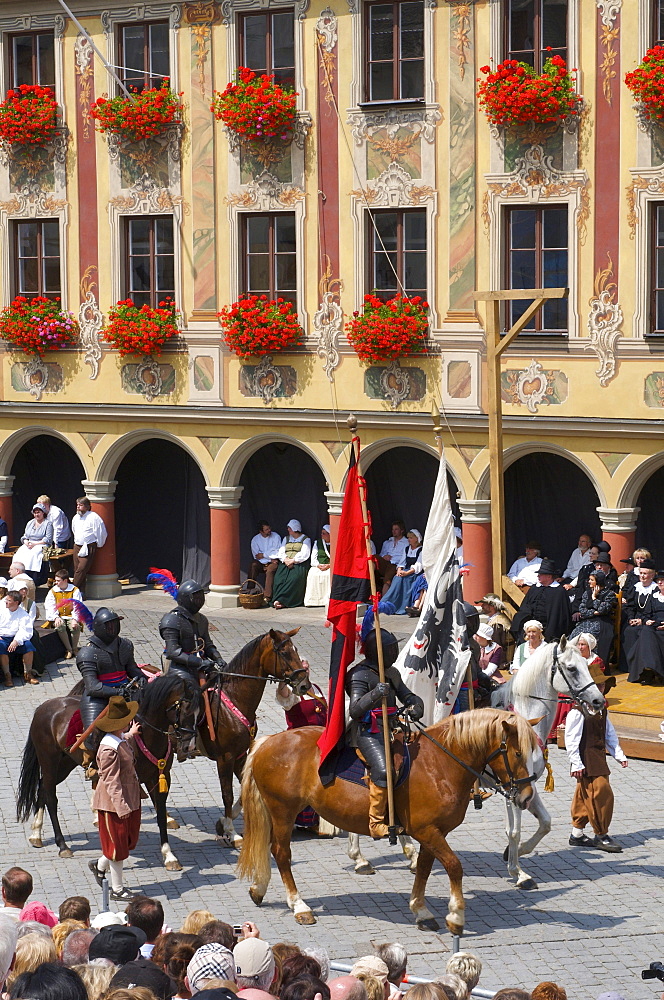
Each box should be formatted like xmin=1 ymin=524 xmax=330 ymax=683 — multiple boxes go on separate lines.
xmin=491 ymin=635 xmax=605 ymax=889
xmin=347 ymin=831 xmax=419 ymax=874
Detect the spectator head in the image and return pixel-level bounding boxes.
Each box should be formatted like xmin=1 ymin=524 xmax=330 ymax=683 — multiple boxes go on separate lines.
xmin=36 ymin=495 xmax=52 ymax=511
xmin=491 ymin=991 xmax=531 ymax=1000
xmin=0 ymin=916 xmax=18 ymax=987
xmin=531 ymin=985 xmax=567 ymax=1000
xmin=391 ymin=521 xmax=406 ymax=539
xmin=194 ymin=991 xmax=238 ymax=1000
xmin=280 ymin=954 xmax=322 ymax=992
xmin=61 ymin=928 xmax=97 ymax=968
xmin=236 ymin=990 xmax=275 ymax=1000
xmin=349 ymin=958 xmax=389 ymax=988
xmin=375 ymin=943 xmax=407 ymax=985
xmin=198 ymin=920 xmax=235 ymax=950
xmin=19 ymin=902 xmax=57 ymax=928
xmin=58 ymin=897 xmax=90 ymax=926
xmin=187 ymin=942 xmax=236 ymax=994
xmin=162 ymin=940 xmax=203 ymax=997
xmin=52 ymin=920 xmax=87 ymax=959
xmin=327 ymin=976 xmax=368 ymax=1000
xmin=234 ymin=938 xmax=276 ymax=993
xmin=181 ymin=909 xmax=216 ymax=935
xmin=196 ymin=981 xmax=238 ymax=995
xmin=408 ymin=986 xmax=450 ymax=1000
xmin=303 ymin=947 xmax=330 ymax=983
xmin=76 ymin=497 xmax=91 ymax=513
xmin=88 ymin=924 xmax=146 ymax=965
xmin=633 ymin=548 xmax=652 ymax=566
xmin=349 ymin=975 xmax=383 ymax=1000
xmin=104 ymin=989 xmax=160 ymax=1000
xmin=5 ymin=592 xmax=21 ymax=611
xmin=109 ymin=957 xmax=175 ymax=1000
xmin=54 ymin=570 xmax=71 ymax=588
xmin=258 ymin=521 xmax=272 ymax=534
xmin=7 ymin=933 xmax=58 ymax=990
xmin=125 ymin=895 xmax=164 ymax=943
xmin=16 ymin=920 xmax=52 ymax=940
xmin=445 ymin=952 xmax=482 ymax=992
xmin=280 ymin=975 xmax=330 ymax=1000
xmin=433 ymin=975 xmax=467 ymax=1000
xmin=90 ymin=911 xmax=125 ymax=930
xmin=70 ymin=962 xmax=115 ymax=1000
xmin=8 ymin=961 xmax=88 ymax=1000
xmin=152 ymin=931 xmax=203 ymax=970
xmin=2 ymin=868 xmax=33 ymax=908
xmin=8 ymin=562 xmax=25 ymax=578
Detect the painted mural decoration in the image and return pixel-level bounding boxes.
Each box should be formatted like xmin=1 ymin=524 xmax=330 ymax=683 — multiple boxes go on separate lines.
xmin=644 ymin=373 xmax=664 ymax=408
xmin=121 ymin=361 xmax=175 ymax=402
xmin=586 ymin=254 xmax=622 ymax=386
xmin=364 ymin=361 xmax=426 ymax=409
xmin=240 ymin=357 xmax=297 ymax=403
xmin=501 ymin=359 xmax=568 ymax=413
xmin=11 ymin=361 xmax=64 ymax=401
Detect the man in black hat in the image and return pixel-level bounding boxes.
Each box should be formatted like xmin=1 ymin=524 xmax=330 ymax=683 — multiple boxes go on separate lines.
xmin=88 ymin=924 xmax=146 ymax=965
xmin=77 ymin=608 xmax=144 ymax=775
xmin=346 ymin=627 xmax=424 ymax=838
xmin=109 ymin=957 xmax=174 ymax=1000
xmin=511 ymin=558 xmax=573 ymax=643
xmin=159 ymin=580 xmax=227 ymax=691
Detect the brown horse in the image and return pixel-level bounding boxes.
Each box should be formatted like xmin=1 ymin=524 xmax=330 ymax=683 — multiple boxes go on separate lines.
xmin=197 ymin=628 xmax=309 ymax=846
xmin=238 ymin=709 xmax=539 ymax=933
xmin=16 ymin=673 xmax=197 ymax=870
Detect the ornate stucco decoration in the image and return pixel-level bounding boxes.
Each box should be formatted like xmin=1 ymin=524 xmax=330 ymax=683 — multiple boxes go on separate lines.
xmin=250 ymin=356 xmax=283 ymax=404
xmin=450 ymin=2 xmax=472 ymax=80
xmin=380 ymin=359 xmax=411 ymax=409
xmin=184 ymin=2 xmax=222 ymax=96
xmin=23 ymin=359 xmax=50 ymax=401
xmin=586 ymin=253 xmax=622 ymax=387
xmin=74 ymin=34 xmax=95 ymax=139
xmin=597 ymin=1 xmax=621 ymax=105
xmin=78 ymin=266 xmax=104 ymax=380
xmin=313 ymin=256 xmax=343 ymax=381
xmin=101 ymin=5 xmax=181 ymax=33
xmin=347 ymin=105 xmax=441 ymax=146
xmin=316 ymin=8 xmax=337 ymax=106
xmin=0 ymin=129 xmax=69 ymax=180
xmin=351 ymin=161 xmax=434 ymax=207
xmin=511 ymin=359 xmax=549 ymax=414
xmin=627 ymin=174 xmax=664 ymax=237
xmin=224 ymin=171 xmax=305 ymax=210
xmin=107 ymin=124 xmax=183 ymax=167
xmin=221 ymin=0 xmax=308 ymax=22
xmin=224 ymin=113 xmax=312 ymax=169
xmin=596 ymin=1 xmax=622 ymax=24
xmin=135 ymin=359 xmax=164 ymax=402
xmin=109 ymin=188 xmax=190 ymax=214
xmin=0 ymin=191 xmax=67 ymax=218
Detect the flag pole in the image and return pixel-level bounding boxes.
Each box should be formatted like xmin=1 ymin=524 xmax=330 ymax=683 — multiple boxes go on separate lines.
xmin=347 ymin=413 xmax=398 ymax=846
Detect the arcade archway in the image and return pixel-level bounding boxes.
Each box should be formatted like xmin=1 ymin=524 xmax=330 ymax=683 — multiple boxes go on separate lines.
xmin=635 ymin=465 xmax=664 ymax=563
xmin=10 ymin=434 xmax=86 ymax=546
xmin=114 ymin=440 xmax=210 ymax=585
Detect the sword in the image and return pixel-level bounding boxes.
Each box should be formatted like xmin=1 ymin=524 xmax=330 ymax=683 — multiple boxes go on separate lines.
xmin=195 ymin=636 xmax=216 ymax=742
xmin=69 ymin=677 xmax=142 ymax=753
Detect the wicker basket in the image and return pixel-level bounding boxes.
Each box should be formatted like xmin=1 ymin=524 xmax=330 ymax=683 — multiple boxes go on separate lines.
xmin=238 ymin=578 xmax=265 ymax=610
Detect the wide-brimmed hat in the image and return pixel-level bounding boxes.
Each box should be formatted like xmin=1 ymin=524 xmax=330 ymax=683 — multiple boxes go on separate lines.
xmin=588 ymin=661 xmax=616 ymax=693
xmin=639 ymin=558 xmax=656 ymax=570
xmin=537 ymin=558 xmax=557 ymax=576
xmin=95 ymin=694 xmax=139 ymax=732
xmin=594 ymin=553 xmax=611 ymax=565
xmin=597 ymin=540 xmax=611 ymax=553
xmin=620 ymin=557 xmax=635 ymax=566
xmin=476 ymin=593 xmax=506 ymax=610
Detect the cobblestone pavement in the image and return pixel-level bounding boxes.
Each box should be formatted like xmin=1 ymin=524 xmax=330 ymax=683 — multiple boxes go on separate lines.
xmin=3 ymin=587 xmax=664 ymax=999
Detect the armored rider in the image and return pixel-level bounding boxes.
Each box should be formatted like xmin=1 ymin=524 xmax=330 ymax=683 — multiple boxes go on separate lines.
xmin=346 ymin=627 xmax=424 ymax=839
xmin=158 ymin=579 xmax=227 ymax=691
xmin=77 ymin=608 xmax=143 ymax=775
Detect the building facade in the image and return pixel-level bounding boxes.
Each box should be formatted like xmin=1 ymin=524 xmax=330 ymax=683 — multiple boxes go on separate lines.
xmin=0 ymin=0 xmax=663 ymax=601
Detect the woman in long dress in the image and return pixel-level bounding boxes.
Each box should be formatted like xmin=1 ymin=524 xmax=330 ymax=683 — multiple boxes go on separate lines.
xmin=304 ymin=525 xmax=332 ymax=607
xmin=383 ymin=529 xmax=423 ymax=614
xmin=276 ymin=659 xmax=328 ymax=829
xmin=272 ymin=519 xmax=311 ymax=609
xmin=14 ymin=503 xmax=53 ymax=584
xmin=568 ymin=569 xmax=617 ymax=665
xmin=627 ymin=570 xmax=664 ymax=683
xmin=511 ymin=620 xmax=545 ymax=673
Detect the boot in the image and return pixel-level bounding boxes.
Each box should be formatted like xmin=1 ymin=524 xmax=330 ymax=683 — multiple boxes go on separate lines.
xmin=368 ymin=782 xmax=390 ymax=839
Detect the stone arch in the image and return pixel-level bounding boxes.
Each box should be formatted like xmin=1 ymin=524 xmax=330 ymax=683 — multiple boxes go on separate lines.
xmin=474 ymin=441 xmax=607 ymax=507
xmin=344 ymin=437 xmax=466 ymax=498
xmin=617 ymin=453 xmax=664 ymax=510
xmin=0 ymin=426 xmax=91 ymax=480
xmin=219 ymin=433 xmax=332 ymax=489
xmin=622 ymin=454 xmax=664 ymax=561
xmin=96 ymin=429 xmax=210 ymax=486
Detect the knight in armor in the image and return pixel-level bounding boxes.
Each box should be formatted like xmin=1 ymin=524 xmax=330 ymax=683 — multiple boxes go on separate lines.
xmin=158 ymin=580 xmax=227 ymax=691
xmin=346 ymin=628 xmax=424 ymax=839
xmin=77 ymin=608 xmax=143 ymax=774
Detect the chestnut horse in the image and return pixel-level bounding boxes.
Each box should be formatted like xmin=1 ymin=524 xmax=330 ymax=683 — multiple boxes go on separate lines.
xmin=238 ymin=709 xmax=539 ymax=934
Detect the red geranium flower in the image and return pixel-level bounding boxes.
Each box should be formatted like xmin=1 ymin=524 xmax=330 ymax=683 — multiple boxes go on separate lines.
xmin=477 ymin=57 xmax=582 ymax=128
xmin=103 ymin=299 xmax=179 ymax=357
xmin=89 ymin=81 xmax=183 ymax=143
xmin=218 ymin=295 xmax=303 ymax=357
xmin=345 ymin=294 xmax=428 ymax=364
xmin=0 ymin=296 xmax=78 ymax=355
xmin=625 ymin=46 xmax=664 ymax=121
xmin=0 ymin=85 xmax=58 ymax=147
xmin=211 ymin=68 xmax=298 ymax=143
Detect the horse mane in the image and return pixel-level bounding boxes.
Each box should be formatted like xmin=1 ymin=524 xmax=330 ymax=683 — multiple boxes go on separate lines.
xmin=140 ymin=672 xmax=189 ymax=717
xmin=510 ymin=641 xmax=554 ymax=699
xmin=439 ymin=708 xmax=538 ymax=757
xmin=227 ymin=634 xmax=265 ymax=673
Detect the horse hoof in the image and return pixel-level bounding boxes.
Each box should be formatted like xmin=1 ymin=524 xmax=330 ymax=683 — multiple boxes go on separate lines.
xmin=165 ymin=860 xmax=182 ymax=872
xmin=216 ymin=833 xmax=234 ymax=848
xmin=445 ymin=920 xmax=463 ymax=936
xmin=166 ymin=818 xmax=180 ymax=830
xmin=28 ymin=838 xmax=43 ymax=849
xmin=409 ymin=859 xmax=419 ymax=873
xmin=58 ymin=848 xmax=73 ymax=859
xmin=516 ymin=877 xmax=538 ymax=891
xmin=295 ymin=910 xmax=316 ymax=925
xmin=249 ymin=888 xmax=264 ymax=907
xmin=417 ymin=917 xmax=440 ymax=932
xmin=355 ymin=863 xmax=376 ymax=875
xmin=233 ymin=834 xmax=243 ymax=847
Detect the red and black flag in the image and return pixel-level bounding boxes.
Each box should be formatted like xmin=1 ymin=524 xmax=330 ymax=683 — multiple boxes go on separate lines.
xmin=318 ymin=441 xmax=371 ymax=784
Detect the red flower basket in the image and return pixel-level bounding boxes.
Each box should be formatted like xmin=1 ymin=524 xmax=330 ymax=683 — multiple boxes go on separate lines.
xmin=0 ymin=297 xmax=79 ymax=355
xmin=211 ymin=67 xmax=298 ymax=145
xmin=625 ymin=45 xmax=664 ymax=122
xmin=0 ymin=85 xmax=58 ymax=148
xmin=103 ymin=299 xmax=179 ymax=358
xmin=218 ymin=295 xmax=303 ymax=357
xmin=89 ymin=81 xmax=183 ymax=143
xmin=345 ymin=294 xmax=428 ymax=364
xmin=477 ymin=55 xmax=582 ymax=129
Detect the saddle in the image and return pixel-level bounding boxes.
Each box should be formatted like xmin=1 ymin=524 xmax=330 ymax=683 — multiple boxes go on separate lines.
xmin=332 ymin=734 xmax=415 ymax=789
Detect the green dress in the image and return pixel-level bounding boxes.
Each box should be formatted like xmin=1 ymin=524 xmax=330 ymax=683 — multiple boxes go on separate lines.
xmin=271 ymin=536 xmax=311 ymax=607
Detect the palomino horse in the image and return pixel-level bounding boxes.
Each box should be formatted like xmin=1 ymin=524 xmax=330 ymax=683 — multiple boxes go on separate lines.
xmin=197 ymin=628 xmax=309 ymax=846
xmin=237 ymin=709 xmax=538 ymax=933
xmin=491 ymin=635 xmax=606 ymax=890
xmin=16 ymin=674 xmax=196 ymax=870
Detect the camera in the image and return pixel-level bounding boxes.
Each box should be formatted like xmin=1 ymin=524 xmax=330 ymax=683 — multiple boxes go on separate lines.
xmin=642 ymin=962 xmax=664 ymax=982
xmin=233 ymin=924 xmax=243 ymax=937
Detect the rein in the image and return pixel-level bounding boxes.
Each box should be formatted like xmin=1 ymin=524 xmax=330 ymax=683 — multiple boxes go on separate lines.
xmin=549 ymin=643 xmax=599 ymax=710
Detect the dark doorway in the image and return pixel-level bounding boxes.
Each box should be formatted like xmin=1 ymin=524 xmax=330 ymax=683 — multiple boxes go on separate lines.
xmin=114 ymin=440 xmax=210 ymax=585
xmin=239 ymin=443 xmax=328 ymax=574
xmin=505 ymin=452 xmax=601 ymax=574
xmin=636 ymin=465 xmax=664 ymax=563
xmin=11 ymin=435 xmax=86 ymax=546
xmin=363 ymin=446 xmax=460 ymax=549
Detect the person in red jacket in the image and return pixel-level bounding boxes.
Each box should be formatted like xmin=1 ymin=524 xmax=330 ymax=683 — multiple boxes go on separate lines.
xmin=276 ymin=659 xmax=327 ymax=831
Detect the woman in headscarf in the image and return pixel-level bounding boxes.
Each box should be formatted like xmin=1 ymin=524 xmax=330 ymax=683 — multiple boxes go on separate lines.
xmin=303 ymin=525 xmax=332 ymax=607
xmin=511 ymin=619 xmax=545 ymax=673
xmin=14 ymin=503 xmax=54 ymax=584
xmin=549 ymin=632 xmax=605 ymax=738
xmin=272 ymin=519 xmax=312 ymax=609
xmin=383 ymin=529 xmax=423 ymax=614
xmin=568 ymin=568 xmax=617 ymax=665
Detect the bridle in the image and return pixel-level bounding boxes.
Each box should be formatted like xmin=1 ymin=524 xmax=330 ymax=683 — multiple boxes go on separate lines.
xmin=137 ymin=694 xmax=195 ymax=743
xmin=205 ymin=635 xmax=309 ymax=693
xmin=549 ymin=642 xmax=601 ymax=712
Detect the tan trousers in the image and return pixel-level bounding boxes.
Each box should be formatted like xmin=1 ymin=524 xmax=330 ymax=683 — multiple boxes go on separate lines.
xmin=571 ymin=774 xmax=614 ymax=836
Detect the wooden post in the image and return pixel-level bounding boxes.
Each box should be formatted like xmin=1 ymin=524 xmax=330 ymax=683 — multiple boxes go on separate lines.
xmin=347 ymin=413 xmax=397 ymax=845
xmin=473 ymin=288 xmax=568 ymax=598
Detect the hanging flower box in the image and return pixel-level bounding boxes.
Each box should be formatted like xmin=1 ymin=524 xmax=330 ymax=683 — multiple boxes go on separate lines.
xmin=0 ymin=296 xmax=78 ymax=355
xmin=625 ymin=45 xmax=664 ymax=123
xmin=103 ymin=299 xmax=180 ymax=358
xmin=218 ymin=295 xmax=303 ymax=357
xmin=211 ymin=67 xmax=298 ymax=157
xmin=345 ymin=294 xmax=428 ymax=364
xmin=89 ymin=80 xmax=184 ymax=144
xmin=477 ymin=55 xmax=582 ymax=132
xmin=0 ymin=85 xmax=58 ymax=148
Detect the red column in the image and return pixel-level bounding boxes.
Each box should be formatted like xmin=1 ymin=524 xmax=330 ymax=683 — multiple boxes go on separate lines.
xmin=325 ymin=491 xmax=344 ymax=565
xmin=208 ymin=487 xmax=243 ymax=607
xmin=458 ymin=500 xmax=493 ymax=600
xmin=0 ymin=476 xmax=15 ymax=542
xmin=81 ymin=481 xmax=121 ymax=598
xmin=597 ymin=507 xmax=639 ymax=570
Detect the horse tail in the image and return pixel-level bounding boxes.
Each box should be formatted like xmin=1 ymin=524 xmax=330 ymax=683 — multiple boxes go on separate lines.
xmin=237 ymin=737 xmax=272 ymax=887
xmin=68 ymin=679 xmax=84 ymax=697
xmin=16 ymin=732 xmax=41 ymax=823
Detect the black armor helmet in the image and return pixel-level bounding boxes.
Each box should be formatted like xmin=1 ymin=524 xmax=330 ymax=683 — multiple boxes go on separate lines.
xmin=92 ymin=607 xmax=124 ymax=643
xmin=363 ymin=628 xmax=400 ymax=669
xmin=462 ymin=601 xmax=480 ymax=639
xmin=178 ymin=579 xmax=205 ymax=614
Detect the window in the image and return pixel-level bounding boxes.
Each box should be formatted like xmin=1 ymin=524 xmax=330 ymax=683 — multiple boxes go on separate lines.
xmin=9 ymin=32 xmax=55 ymax=89
xmin=507 ymin=0 xmax=567 ymax=70
xmin=118 ymin=21 xmax=169 ymax=93
xmin=242 ymin=214 xmax=297 ymax=306
xmin=655 ymin=0 xmax=664 ymax=45
xmin=506 ymin=206 xmax=568 ymax=333
xmin=651 ymin=205 xmax=664 ymax=333
xmin=368 ymin=209 xmax=427 ymax=300
xmin=239 ymin=13 xmax=295 ymax=89
xmin=13 ymin=220 xmax=60 ymax=299
xmin=125 ymin=217 xmax=175 ymax=308
xmin=365 ymin=1 xmax=424 ymax=102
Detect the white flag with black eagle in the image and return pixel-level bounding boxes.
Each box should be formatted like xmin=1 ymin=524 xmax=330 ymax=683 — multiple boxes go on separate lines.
xmin=395 ymin=446 xmax=471 ymax=725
